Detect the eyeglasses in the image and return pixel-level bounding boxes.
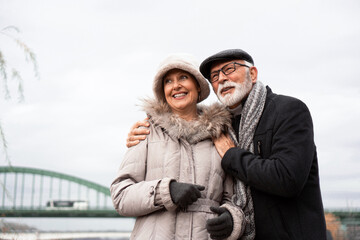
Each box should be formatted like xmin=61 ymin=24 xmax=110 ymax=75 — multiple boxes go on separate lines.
xmin=209 ymin=62 xmax=250 ymax=83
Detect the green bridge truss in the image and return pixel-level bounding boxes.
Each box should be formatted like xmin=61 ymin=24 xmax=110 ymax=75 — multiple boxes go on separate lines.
xmin=1 ymin=166 xmax=359 ymax=223
xmin=0 ymin=166 xmax=122 ymax=217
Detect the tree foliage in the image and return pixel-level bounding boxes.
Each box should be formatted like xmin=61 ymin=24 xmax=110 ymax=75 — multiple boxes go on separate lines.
xmin=0 ymin=26 xmax=39 ymax=164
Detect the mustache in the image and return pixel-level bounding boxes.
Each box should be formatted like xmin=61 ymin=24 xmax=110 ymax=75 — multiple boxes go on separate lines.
xmin=217 ymin=81 xmax=238 ymax=95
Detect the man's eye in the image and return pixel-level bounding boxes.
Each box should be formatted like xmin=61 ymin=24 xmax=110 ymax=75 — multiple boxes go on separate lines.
xmin=224 ymin=67 xmax=235 ymax=73
xmin=211 ymin=73 xmax=219 ymax=79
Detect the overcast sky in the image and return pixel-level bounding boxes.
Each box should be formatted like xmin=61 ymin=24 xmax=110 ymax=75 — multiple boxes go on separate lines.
xmin=1 ymin=0 xmax=360 ymax=228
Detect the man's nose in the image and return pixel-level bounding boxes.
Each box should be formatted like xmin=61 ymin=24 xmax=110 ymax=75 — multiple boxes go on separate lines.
xmin=218 ymin=71 xmax=228 ymax=84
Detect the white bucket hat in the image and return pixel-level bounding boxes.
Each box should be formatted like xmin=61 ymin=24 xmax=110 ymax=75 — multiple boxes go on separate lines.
xmin=153 ymin=53 xmax=210 ymax=103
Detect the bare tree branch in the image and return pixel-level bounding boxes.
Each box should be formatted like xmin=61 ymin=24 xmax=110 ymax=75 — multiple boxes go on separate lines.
xmin=0 ymin=25 xmax=40 ymax=165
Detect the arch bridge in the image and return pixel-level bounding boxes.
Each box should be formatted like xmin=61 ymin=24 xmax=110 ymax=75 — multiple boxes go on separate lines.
xmin=0 ymin=166 xmax=122 ymax=217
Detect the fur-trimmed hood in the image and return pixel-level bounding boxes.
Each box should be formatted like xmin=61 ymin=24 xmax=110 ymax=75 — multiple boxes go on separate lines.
xmin=141 ymin=98 xmax=232 ymax=144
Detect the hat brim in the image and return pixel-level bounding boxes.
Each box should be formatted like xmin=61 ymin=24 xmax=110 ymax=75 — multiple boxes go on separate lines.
xmin=200 ymin=49 xmax=254 ymax=80
xmin=153 ymin=61 xmax=210 ymax=103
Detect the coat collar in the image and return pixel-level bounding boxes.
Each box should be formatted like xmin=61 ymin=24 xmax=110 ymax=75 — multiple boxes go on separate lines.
xmin=141 ymin=98 xmax=232 ymax=144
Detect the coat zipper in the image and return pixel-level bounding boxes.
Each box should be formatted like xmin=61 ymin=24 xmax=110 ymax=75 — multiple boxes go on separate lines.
xmin=180 ymin=138 xmax=195 ymax=240
xmin=257 ymin=140 xmax=261 ymax=155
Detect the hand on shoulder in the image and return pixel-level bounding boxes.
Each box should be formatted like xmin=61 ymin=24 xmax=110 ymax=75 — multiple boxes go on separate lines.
xmin=126 ymin=117 xmax=150 ymax=148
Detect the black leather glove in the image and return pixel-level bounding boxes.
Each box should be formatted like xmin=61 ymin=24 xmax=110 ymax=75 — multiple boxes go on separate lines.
xmin=206 ymin=206 xmax=233 ymax=239
xmin=169 ymin=181 xmax=205 ymax=209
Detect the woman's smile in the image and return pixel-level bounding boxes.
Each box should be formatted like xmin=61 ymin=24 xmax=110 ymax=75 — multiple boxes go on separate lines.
xmin=172 ymin=91 xmax=188 ymax=99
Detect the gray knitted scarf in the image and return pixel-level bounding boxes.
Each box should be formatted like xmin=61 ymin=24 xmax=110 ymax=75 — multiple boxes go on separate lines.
xmin=228 ymin=81 xmax=267 ymax=240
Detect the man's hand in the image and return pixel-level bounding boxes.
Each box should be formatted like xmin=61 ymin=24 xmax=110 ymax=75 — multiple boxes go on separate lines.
xmin=169 ymin=181 xmax=205 ymax=209
xmin=126 ymin=118 xmax=150 ymax=148
xmin=206 ymin=206 xmax=233 ymax=239
xmin=212 ymin=133 xmax=236 ymax=158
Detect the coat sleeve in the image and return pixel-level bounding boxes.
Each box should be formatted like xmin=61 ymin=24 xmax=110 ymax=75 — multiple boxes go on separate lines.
xmin=110 ymin=129 xmax=176 ymax=217
xmin=220 ymin=175 xmax=246 ymax=240
xmin=222 ymin=98 xmax=316 ymax=197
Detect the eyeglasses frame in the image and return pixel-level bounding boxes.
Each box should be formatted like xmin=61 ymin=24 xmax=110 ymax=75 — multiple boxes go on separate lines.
xmin=209 ymin=62 xmax=250 ymax=83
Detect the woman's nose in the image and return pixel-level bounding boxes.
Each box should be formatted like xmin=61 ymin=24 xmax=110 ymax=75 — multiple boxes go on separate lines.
xmin=172 ymin=80 xmax=181 ymax=89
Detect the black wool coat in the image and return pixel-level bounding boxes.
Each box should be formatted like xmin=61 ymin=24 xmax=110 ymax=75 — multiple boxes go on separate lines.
xmin=222 ymin=86 xmax=327 ymax=240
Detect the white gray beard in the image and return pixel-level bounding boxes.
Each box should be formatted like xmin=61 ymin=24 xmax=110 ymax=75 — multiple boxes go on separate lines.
xmin=216 ymin=75 xmax=252 ymax=107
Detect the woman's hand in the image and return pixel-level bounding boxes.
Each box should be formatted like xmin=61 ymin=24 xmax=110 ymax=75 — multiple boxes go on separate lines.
xmin=126 ymin=118 xmax=150 ymax=148
xmin=212 ymin=133 xmax=236 ymax=158
xmin=206 ymin=206 xmax=233 ymax=239
xmin=169 ymin=181 xmax=205 ymax=209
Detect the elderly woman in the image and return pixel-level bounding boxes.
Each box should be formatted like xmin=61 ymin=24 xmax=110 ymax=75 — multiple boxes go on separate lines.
xmin=110 ymin=54 xmax=245 ymax=240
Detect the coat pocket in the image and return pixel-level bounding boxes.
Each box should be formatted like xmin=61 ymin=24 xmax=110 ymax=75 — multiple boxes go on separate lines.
xmin=268 ymin=204 xmax=291 ymax=240
xmin=253 ymin=130 xmax=272 ymax=158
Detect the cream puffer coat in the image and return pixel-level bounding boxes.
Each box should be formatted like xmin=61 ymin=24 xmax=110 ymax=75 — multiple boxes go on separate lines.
xmin=110 ymin=99 xmax=245 ymax=240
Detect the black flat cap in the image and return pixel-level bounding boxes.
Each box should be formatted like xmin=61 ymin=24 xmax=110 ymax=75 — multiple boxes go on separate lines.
xmin=200 ymin=49 xmax=254 ymax=80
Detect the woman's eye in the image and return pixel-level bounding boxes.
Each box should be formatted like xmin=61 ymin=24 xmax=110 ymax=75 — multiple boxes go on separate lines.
xmin=164 ymin=79 xmax=172 ymax=84
xmin=180 ymin=75 xmax=188 ymax=80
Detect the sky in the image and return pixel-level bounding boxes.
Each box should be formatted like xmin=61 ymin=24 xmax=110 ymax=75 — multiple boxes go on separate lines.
xmin=1 ymin=0 xmax=360 ymax=231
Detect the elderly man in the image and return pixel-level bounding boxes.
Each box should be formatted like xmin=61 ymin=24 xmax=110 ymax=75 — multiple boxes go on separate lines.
xmin=126 ymin=49 xmax=327 ymax=240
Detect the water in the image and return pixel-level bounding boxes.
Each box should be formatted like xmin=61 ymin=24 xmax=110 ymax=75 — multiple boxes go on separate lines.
xmin=0 ymin=217 xmax=135 ymax=232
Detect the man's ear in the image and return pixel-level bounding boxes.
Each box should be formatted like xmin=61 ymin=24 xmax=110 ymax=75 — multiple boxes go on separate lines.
xmin=249 ymin=66 xmax=258 ymax=83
